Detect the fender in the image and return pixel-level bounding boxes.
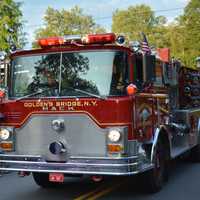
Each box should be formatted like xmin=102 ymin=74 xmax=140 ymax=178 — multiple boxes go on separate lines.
xmin=150 ymin=126 xmax=171 ymax=162
xmin=150 ymin=128 xmax=160 ymax=162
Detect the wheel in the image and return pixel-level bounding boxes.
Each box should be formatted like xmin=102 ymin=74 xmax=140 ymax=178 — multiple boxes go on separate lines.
xmin=32 ymin=172 xmax=61 ymax=188
xmin=143 ymin=139 xmax=168 ymax=193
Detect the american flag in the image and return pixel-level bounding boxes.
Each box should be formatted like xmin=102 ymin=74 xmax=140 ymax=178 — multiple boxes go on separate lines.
xmin=141 ymin=32 xmax=151 ymax=55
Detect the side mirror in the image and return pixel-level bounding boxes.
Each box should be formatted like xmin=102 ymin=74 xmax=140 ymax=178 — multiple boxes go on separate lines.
xmin=143 ymin=54 xmax=156 ymax=83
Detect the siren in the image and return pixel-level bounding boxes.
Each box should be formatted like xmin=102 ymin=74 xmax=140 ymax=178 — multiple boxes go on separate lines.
xmin=116 ymin=35 xmax=125 ymax=45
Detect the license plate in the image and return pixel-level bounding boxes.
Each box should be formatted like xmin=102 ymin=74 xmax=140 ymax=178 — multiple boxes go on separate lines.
xmin=49 ymin=173 xmax=64 ymax=183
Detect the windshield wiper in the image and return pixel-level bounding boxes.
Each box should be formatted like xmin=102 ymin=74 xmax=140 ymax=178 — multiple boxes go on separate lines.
xmin=73 ymin=88 xmax=107 ymax=100
xmin=15 ymin=88 xmax=50 ymax=101
xmin=15 ymin=87 xmax=106 ymax=101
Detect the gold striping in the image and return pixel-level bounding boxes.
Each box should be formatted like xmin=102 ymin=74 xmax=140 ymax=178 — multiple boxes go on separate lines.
xmin=1 ymin=110 xmax=131 ymax=127
xmin=137 ymin=93 xmax=168 ymax=99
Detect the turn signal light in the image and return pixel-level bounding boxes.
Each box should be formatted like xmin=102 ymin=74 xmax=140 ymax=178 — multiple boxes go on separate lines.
xmin=0 ymin=142 xmax=13 ymax=151
xmin=107 ymin=144 xmax=123 ymax=153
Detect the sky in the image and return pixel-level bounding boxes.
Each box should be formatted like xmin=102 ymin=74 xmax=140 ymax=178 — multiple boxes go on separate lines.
xmin=16 ymin=0 xmax=190 ymax=48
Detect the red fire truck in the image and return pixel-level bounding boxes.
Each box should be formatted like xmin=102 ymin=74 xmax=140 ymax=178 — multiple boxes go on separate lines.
xmin=0 ymin=33 xmax=200 ymax=192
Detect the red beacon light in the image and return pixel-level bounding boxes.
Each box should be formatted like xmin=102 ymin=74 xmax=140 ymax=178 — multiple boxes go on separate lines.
xmin=126 ymin=84 xmax=137 ymax=96
xmin=82 ymin=33 xmax=116 ymax=44
xmin=38 ymin=37 xmax=65 ymax=47
xmin=38 ymin=35 xmax=82 ymax=48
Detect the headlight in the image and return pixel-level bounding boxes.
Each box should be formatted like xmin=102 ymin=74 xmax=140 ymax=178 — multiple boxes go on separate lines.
xmin=108 ymin=130 xmax=121 ymax=142
xmin=0 ymin=129 xmax=10 ymax=140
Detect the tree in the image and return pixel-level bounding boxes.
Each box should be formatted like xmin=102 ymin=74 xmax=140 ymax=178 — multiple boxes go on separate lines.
xmin=162 ymin=23 xmax=186 ymax=64
xmin=0 ymin=0 xmax=25 ymax=52
xmin=112 ymin=2 xmax=200 ymax=67
xmin=34 ymin=6 xmax=106 ymax=43
xmin=178 ymin=0 xmax=200 ymax=67
xmin=112 ymin=4 xmax=167 ymax=45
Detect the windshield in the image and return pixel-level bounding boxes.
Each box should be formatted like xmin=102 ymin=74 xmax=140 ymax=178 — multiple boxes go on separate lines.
xmin=10 ymin=50 xmax=129 ymax=98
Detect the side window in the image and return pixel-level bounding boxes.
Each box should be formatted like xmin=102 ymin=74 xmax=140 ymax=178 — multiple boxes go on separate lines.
xmin=134 ymin=55 xmax=163 ymax=88
xmin=110 ymin=51 xmax=129 ymax=95
xmin=134 ymin=55 xmax=143 ymax=89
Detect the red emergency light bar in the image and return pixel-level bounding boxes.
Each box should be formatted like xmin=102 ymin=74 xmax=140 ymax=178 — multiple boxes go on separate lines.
xmin=38 ymin=33 xmax=117 ymax=48
xmin=82 ymin=33 xmax=116 ymax=44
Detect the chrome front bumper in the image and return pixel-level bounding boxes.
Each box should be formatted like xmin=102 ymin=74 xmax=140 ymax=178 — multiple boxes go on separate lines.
xmin=0 ymin=154 xmax=153 ymax=175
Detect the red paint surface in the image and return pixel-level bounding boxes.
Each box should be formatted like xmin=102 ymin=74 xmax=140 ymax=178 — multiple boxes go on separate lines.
xmin=11 ymin=45 xmax=131 ymax=58
xmin=0 ymin=97 xmax=134 ymax=138
xmin=157 ymin=48 xmax=170 ymax=63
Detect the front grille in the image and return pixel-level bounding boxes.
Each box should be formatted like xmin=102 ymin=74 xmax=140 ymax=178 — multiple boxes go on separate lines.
xmin=15 ymin=114 xmax=107 ymax=161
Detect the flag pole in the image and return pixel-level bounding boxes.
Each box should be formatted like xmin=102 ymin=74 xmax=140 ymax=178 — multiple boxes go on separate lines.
xmin=141 ymin=32 xmax=149 ymax=82
xmin=142 ymin=52 xmax=147 ymax=82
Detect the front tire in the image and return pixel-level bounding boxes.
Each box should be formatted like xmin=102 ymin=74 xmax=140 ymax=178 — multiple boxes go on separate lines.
xmin=143 ymin=139 xmax=168 ymax=193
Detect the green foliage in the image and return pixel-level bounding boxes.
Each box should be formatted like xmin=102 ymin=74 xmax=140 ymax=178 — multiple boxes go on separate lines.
xmin=177 ymin=0 xmax=200 ymax=67
xmin=163 ymin=23 xmax=186 ymax=64
xmin=34 ymin=6 xmax=106 ymax=45
xmin=112 ymin=2 xmax=200 ymax=68
xmin=112 ymin=4 xmax=167 ymax=43
xmin=0 ymin=0 xmax=25 ymax=52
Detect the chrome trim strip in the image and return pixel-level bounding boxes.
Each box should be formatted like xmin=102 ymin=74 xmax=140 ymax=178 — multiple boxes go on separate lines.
xmin=0 ymin=160 xmax=138 ymax=167
xmin=0 ymin=154 xmax=41 ymax=158
xmin=0 ymin=165 xmax=153 ymax=176
xmin=0 ymin=154 xmax=153 ymax=176
xmin=0 ymin=154 xmax=138 ymax=160
xmin=0 ymin=168 xmax=142 ymax=176
xmin=70 ymin=155 xmax=138 ymax=160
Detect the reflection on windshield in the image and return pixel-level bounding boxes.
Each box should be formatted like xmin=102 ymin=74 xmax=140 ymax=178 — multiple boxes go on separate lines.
xmin=11 ymin=51 xmax=128 ymax=98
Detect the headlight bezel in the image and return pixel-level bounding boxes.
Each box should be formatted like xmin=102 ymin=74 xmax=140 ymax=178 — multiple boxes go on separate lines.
xmin=106 ymin=126 xmax=128 ymax=155
xmin=0 ymin=127 xmax=14 ymax=152
xmin=108 ymin=129 xmax=121 ymax=142
xmin=0 ymin=128 xmax=11 ymax=141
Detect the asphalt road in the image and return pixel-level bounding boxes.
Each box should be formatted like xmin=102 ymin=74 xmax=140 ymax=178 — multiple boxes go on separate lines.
xmin=0 ymin=160 xmax=200 ymax=200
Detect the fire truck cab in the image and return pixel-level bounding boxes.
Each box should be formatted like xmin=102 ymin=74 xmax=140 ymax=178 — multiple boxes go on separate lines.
xmin=0 ymin=33 xmax=200 ymax=192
